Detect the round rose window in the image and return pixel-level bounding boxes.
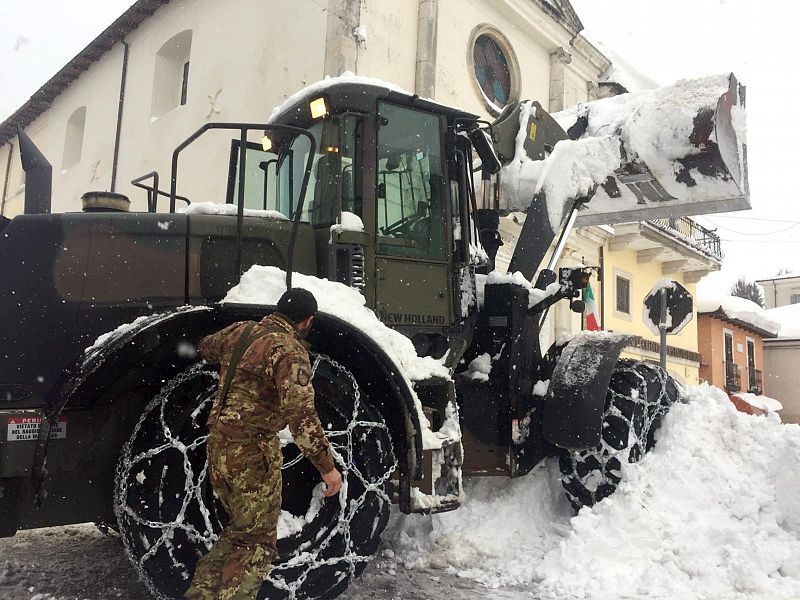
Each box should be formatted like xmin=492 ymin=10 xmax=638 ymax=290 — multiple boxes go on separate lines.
xmin=473 ymin=34 xmax=512 ymax=110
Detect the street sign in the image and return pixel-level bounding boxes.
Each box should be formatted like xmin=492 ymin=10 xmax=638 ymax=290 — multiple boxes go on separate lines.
xmin=643 ymin=280 xmax=694 ymax=370
xmin=643 ymin=280 xmax=694 ymax=336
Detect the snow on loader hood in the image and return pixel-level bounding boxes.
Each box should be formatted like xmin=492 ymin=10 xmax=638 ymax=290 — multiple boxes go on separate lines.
xmin=500 ymin=73 xmax=749 ymax=229
xmin=224 ymin=266 xmax=455 ymax=450
xmin=387 ymin=384 xmax=800 ymax=599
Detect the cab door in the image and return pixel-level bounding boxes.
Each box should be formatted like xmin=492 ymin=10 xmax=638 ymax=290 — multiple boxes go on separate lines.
xmin=372 ymin=102 xmax=453 ymax=331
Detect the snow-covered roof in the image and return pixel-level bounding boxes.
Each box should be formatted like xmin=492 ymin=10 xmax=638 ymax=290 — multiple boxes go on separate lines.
xmin=764 ymin=303 xmax=800 ymax=338
xmin=0 ymin=0 xmax=169 ymax=144
xmin=731 ymin=392 xmax=783 ymax=413
xmin=581 ymin=35 xmax=662 ymax=93
xmin=697 ymin=293 xmax=780 ymax=336
xmin=755 ymin=271 xmax=800 ymax=284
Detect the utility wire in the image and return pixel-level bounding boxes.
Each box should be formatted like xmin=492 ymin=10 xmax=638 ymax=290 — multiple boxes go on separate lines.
xmin=706 ymin=220 xmax=800 ymax=236
xmin=712 ymin=215 xmax=800 ymax=224
xmin=720 ymin=238 xmax=800 ymax=243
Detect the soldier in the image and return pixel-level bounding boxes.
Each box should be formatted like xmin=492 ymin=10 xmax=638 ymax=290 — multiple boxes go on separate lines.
xmin=186 ymin=288 xmax=342 ymax=600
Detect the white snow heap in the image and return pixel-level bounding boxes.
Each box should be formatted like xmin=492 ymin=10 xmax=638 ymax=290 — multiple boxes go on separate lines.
xmin=698 ymin=292 xmax=780 ymax=335
xmin=387 ymin=383 xmax=800 ymax=598
xmin=732 ymin=391 xmax=783 ymax=414
xmin=223 ymin=265 xmax=457 ymax=450
xmin=329 ymin=210 xmax=365 ymax=238
xmin=465 ymin=353 xmax=492 ymax=382
xmin=504 ymin=74 xmax=747 ymax=227
xmin=765 ymin=303 xmax=800 ymax=338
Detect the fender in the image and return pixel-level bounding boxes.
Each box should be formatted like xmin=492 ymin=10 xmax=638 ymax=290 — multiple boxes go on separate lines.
xmin=32 ymin=304 xmax=423 ymax=511
xmin=541 ymin=332 xmax=638 ymax=450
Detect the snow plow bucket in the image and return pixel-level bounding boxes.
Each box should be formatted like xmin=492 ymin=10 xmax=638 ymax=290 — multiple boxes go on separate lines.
xmin=566 ymin=73 xmax=748 ymax=226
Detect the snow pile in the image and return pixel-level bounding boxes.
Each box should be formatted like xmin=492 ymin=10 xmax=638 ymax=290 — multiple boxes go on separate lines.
xmin=330 ymin=210 xmax=365 ymax=236
xmin=698 ymin=293 xmax=781 ymax=335
xmin=464 ymin=353 xmax=492 ymax=382
xmin=732 ymin=392 xmax=783 ymax=414
xmin=765 ymin=303 xmax=800 ymax=338
xmin=178 ymin=201 xmax=288 ymax=220
xmin=387 ymin=384 xmax=800 ymax=599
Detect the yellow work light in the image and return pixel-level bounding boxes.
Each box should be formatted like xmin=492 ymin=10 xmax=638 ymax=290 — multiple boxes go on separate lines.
xmin=261 ymin=135 xmax=272 ymax=152
xmin=309 ymin=96 xmax=329 ymax=119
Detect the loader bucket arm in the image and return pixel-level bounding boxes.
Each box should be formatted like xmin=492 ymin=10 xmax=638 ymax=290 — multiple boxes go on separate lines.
xmin=564 ymin=73 xmax=749 ymax=226
xmin=541 ymin=332 xmax=637 ymax=449
xmin=492 ymin=73 xmax=749 ymax=237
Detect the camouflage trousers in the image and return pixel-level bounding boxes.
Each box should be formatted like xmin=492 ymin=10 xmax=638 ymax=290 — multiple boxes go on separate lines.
xmin=186 ymin=431 xmax=282 ymax=600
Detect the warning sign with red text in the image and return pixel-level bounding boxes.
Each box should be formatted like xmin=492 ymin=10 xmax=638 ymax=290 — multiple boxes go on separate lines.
xmin=6 ymin=416 xmax=67 ymax=441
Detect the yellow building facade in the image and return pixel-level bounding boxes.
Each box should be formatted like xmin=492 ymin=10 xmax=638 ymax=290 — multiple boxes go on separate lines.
xmin=591 ymin=219 xmax=723 ymax=386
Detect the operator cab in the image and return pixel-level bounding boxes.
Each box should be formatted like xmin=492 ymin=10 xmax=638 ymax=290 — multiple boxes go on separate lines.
xmin=232 ymin=80 xmax=487 ymax=355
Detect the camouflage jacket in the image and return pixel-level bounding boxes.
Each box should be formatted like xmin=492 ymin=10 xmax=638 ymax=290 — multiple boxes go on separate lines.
xmin=198 ymin=313 xmax=335 ymax=475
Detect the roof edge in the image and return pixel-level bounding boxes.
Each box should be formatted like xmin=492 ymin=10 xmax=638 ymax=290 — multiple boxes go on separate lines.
xmin=698 ymin=308 xmax=779 ymax=338
xmin=0 ymin=0 xmax=170 ymax=146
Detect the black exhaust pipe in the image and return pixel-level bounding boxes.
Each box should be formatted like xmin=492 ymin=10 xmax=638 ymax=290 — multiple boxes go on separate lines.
xmin=17 ymin=126 xmax=52 ymax=215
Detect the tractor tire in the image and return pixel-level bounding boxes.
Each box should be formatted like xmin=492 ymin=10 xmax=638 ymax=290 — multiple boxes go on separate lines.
xmin=114 ymin=353 xmax=396 ymax=600
xmin=558 ymin=359 xmax=679 ymax=510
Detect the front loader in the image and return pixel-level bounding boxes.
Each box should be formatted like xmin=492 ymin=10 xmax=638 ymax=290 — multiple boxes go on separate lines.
xmin=0 ymin=73 xmax=746 ymax=599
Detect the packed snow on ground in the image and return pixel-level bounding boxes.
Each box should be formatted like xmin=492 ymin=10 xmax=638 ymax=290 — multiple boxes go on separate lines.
xmin=386 ymin=383 xmax=800 ymax=600
xmin=698 ymin=292 xmax=781 ymax=336
xmin=2 ymin=384 xmax=799 ymax=599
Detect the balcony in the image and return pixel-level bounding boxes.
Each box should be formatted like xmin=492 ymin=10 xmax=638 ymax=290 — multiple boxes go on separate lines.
xmin=748 ymin=368 xmax=763 ymax=394
xmin=725 ymin=362 xmax=741 ymax=393
xmin=646 ymin=217 xmax=723 ymax=261
xmin=607 ymin=217 xmax=723 ymax=284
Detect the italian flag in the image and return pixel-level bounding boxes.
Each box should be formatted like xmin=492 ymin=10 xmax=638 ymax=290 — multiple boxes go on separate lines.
xmin=583 ymin=284 xmax=601 ymax=331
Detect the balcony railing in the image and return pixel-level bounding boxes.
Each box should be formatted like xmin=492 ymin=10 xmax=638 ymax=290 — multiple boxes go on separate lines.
xmin=748 ymin=368 xmax=763 ymax=394
xmin=647 ymin=217 xmax=724 ymax=261
xmin=725 ymin=361 xmax=741 ymax=392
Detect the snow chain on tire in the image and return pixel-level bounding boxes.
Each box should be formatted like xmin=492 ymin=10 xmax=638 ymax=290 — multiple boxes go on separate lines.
xmin=558 ymin=359 xmax=679 ymax=510
xmin=114 ymin=352 xmax=397 ymax=600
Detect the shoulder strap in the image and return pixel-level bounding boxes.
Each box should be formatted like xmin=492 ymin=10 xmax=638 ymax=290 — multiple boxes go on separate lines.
xmin=217 ymin=322 xmax=272 ymax=410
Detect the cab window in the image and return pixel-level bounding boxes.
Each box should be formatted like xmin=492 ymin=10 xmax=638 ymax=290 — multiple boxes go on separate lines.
xmin=228 ymin=118 xmax=360 ymax=226
xmin=376 ymin=103 xmax=446 ymax=260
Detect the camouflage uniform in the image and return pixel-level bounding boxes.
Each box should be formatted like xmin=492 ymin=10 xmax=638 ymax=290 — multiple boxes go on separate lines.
xmin=186 ymin=313 xmax=335 ymax=600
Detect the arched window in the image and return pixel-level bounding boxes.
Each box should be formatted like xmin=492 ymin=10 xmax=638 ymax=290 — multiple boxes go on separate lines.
xmin=467 ymin=26 xmax=521 ymax=115
xmin=151 ymin=30 xmax=193 ymax=118
xmin=63 ymin=106 xmax=86 ymax=170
